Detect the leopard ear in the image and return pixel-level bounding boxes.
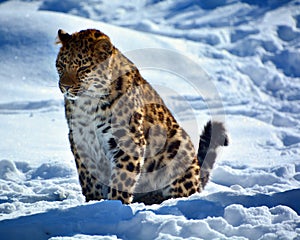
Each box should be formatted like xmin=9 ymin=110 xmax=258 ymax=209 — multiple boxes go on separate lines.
xmin=57 ymin=29 xmax=71 ymax=44
xmin=94 ymin=38 xmax=113 ymax=59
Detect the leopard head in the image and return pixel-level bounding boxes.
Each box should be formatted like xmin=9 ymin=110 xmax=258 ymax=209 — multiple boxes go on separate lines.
xmin=56 ymin=29 xmax=114 ymax=99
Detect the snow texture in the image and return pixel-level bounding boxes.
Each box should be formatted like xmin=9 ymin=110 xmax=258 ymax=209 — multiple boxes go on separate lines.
xmin=0 ymin=0 xmax=300 ymax=239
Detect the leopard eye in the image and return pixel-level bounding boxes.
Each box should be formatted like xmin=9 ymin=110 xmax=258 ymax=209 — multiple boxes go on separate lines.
xmin=57 ymin=67 xmax=64 ymax=76
xmin=56 ymin=61 xmax=66 ymax=75
xmin=78 ymin=66 xmax=90 ymax=72
xmin=56 ymin=59 xmax=65 ymax=68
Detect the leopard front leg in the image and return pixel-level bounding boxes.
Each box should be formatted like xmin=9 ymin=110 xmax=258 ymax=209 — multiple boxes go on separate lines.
xmin=71 ymin=140 xmax=107 ymax=202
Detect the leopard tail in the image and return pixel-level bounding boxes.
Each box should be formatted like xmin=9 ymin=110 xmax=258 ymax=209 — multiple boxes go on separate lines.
xmin=197 ymin=120 xmax=229 ymax=189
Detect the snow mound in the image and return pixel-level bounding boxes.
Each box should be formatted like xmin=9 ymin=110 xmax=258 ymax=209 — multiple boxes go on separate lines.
xmin=32 ymin=162 xmax=74 ymax=180
xmin=0 ymin=159 xmax=25 ymax=181
xmin=222 ymin=204 xmax=300 ymax=239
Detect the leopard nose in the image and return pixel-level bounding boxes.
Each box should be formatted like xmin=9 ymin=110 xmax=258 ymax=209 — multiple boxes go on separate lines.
xmin=59 ymin=82 xmax=71 ymax=93
xmin=64 ymin=85 xmax=71 ymax=91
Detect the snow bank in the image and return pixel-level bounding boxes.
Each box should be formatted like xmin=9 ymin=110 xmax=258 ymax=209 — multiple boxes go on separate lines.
xmin=0 ymin=198 xmax=299 ymax=240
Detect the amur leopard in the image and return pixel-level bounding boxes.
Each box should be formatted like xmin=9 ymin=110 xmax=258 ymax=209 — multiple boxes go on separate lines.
xmin=56 ymin=29 xmax=228 ymax=204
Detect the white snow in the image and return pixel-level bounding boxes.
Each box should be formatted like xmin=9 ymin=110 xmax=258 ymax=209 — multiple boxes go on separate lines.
xmin=1 ymin=0 xmax=300 ymax=239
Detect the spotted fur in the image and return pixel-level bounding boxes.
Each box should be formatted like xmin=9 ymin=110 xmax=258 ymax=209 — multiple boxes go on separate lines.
xmin=56 ymin=29 xmax=228 ymax=204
